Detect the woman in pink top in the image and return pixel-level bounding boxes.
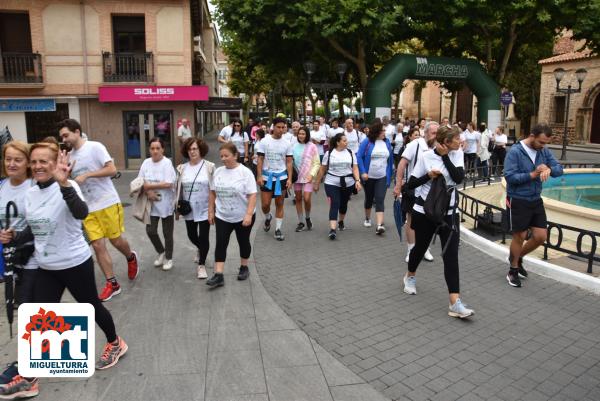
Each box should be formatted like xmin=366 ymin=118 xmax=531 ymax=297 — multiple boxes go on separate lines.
xmin=292 ymin=126 xmax=320 ymax=232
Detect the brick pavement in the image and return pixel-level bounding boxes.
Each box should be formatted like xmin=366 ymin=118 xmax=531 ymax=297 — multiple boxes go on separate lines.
xmin=254 ymin=179 xmax=600 ymax=401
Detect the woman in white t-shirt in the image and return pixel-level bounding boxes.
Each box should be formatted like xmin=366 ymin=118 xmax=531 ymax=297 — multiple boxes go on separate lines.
xmin=491 ymin=126 xmax=508 ymax=175
xmin=206 ymin=143 xmax=257 ymax=288
xmin=137 ymin=137 xmax=177 ymax=271
xmin=176 ymin=138 xmax=215 ymax=279
xmin=404 ymin=126 xmax=474 ymax=319
xmin=292 ymin=127 xmax=320 ymax=232
xmin=314 ymin=133 xmax=362 ymax=240
xmin=229 ymin=120 xmax=250 ymax=163
xmin=477 ymin=123 xmax=491 ymax=178
xmin=463 ymin=122 xmax=480 ymax=175
xmin=0 ymin=142 xmax=127 ymax=371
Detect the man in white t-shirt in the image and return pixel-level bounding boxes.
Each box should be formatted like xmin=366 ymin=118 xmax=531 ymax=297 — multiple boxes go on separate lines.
xmin=343 ymin=118 xmax=364 ymax=154
xmin=327 ymin=119 xmax=344 ymax=139
xmin=311 ymin=120 xmax=326 ymax=161
xmin=393 ymin=121 xmax=439 ymax=263
xmin=256 ymin=117 xmax=293 ymax=241
xmin=177 ymin=118 xmax=192 ymax=144
xmin=59 ymin=118 xmax=139 ymax=302
xmin=217 ymin=121 xmax=234 ymax=143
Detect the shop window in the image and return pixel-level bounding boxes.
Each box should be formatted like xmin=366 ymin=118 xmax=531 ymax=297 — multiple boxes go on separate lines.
xmin=25 ymin=103 xmax=69 ymax=143
xmin=554 ymin=96 xmax=566 ymax=124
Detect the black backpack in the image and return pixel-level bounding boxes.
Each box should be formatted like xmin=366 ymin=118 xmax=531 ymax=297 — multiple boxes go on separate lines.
xmin=424 ymin=175 xmax=457 ymax=255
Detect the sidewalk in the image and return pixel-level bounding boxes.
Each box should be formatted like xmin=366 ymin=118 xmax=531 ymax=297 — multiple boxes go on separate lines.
xmin=254 ymin=173 xmax=600 ymax=401
xmin=0 ymin=136 xmax=388 ymax=401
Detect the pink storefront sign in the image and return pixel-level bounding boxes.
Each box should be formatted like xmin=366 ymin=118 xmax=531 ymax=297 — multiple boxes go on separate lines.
xmin=99 ymin=86 xmax=209 ymax=102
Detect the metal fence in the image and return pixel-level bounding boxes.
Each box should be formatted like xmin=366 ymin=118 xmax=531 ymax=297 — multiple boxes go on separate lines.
xmin=102 ymin=52 xmax=154 ymax=82
xmin=0 ymin=52 xmax=43 ymax=83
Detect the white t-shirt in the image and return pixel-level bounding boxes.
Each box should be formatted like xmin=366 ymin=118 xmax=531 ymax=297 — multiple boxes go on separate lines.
xmin=401 ymin=137 xmax=429 ymax=181
xmin=0 ymin=179 xmax=37 ymax=269
xmin=230 ymin=131 xmax=249 ymax=156
xmin=282 ymin=132 xmax=296 ymax=145
xmin=384 ymin=124 xmax=396 ymax=143
xmin=412 ymin=149 xmax=464 ymax=215
xmin=464 ymin=130 xmax=481 ymax=154
xmin=345 ymin=129 xmax=363 ymax=154
xmin=210 ymin=165 xmax=257 ymax=223
xmin=327 ymin=127 xmax=344 ymax=139
xmin=219 ymin=125 xmax=233 ymax=141
xmin=180 ymin=161 xmax=211 ymax=222
xmin=25 ymin=180 xmax=91 ymax=270
xmin=69 ymin=141 xmax=121 ymax=212
xmin=522 ymin=142 xmax=538 ymax=164
xmin=322 ymin=149 xmax=356 ymax=187
xmin=393 ymin=133 xmax=404 ymax=154
xmin=256 ymin=135 xmax=293 ymax=179
xmin=368 ymin=140 xmax=390 ymax=179
xmin=494 ymin=133 xmax=508 ymax=146
xmin=138 ymin=157 xmax=176 ymax=218
xmin=311 ymin=130 xmax=325 ymax=155
xmin=177 ymin=125 xmax=192 ymax=139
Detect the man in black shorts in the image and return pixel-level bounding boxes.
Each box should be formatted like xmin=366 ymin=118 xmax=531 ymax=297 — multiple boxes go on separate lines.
xmin=256 ymin=117 xmax=293 ymax=241
xmin=504 ymin=123 xmax=563 ymax=287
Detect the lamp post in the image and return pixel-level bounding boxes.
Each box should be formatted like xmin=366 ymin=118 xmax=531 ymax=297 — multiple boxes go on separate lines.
xmin=553 ymin=67 xmax=587 ymax=160
xmin=302 ymin=60 xmax=347 ymax=121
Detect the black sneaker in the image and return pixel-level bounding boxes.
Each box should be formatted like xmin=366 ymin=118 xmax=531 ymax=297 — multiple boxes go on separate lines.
xmin=338 ymin=221 xmax=345 ymax=231
xmin=305 ymin=218 xmax=313 ymax=231
xmin=206 ymin=273 xmax=224 ymax=288
xmin=295 ymin=222 xmax=305 ymax=232
xmin=508 ymin=254 xmax=528 ymax=278
xmin=274 ymin=229 xmax=285 ymax=241
xmin=328 ymin=229 xmax=337 ymax=240
xmin=237 ymin=265 xmax=249 ymax=281
xmin=506 ymin=269 xmax=521 ymax=287
xmin=263 ymin=215 xmax=272 ymax=232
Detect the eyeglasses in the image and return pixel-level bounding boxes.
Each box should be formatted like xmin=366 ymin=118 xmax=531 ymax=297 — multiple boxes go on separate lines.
xmin=233 ymin=124 xmax=241 ymax=127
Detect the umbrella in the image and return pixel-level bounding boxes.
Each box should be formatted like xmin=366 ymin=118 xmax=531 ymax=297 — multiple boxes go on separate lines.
xmin=393 ymin=196 xmax=405 ymax=241
xmin=2 ymin=201 xmax=18 ymax=338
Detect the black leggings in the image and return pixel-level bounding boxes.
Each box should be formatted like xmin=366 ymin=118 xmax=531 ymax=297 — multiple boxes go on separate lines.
xmin=363 ymin=177 xmax=387 ymax=212
xmin=325 ymin=184 xmax=352 ymax=221
xmin=214 ymin=215 xmax=255 ymax=263
xmin=185 ymin=220 xmax=210 ymax=265
xmin=16 ymin=268 xmax=38 ymax=304
xmin=408 ymin=211 xmax=461 ymax=293
xmin=465 ymin=153 xmax=477 ymax=173
xmin=33 ymin=257 xmax=117 ymax=343
xmin=146 ymin=215 xmax=174 ymax=259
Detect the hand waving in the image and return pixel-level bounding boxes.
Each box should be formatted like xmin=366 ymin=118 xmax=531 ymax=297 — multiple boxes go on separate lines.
xmin=54 ymin=150 xmax=75 ymax=186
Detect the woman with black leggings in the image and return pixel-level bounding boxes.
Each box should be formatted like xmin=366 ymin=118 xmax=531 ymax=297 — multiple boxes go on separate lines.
xmin=7 ymin=143 xmax=127 ymax=370
xmin=314 ymin=133 xmax=362 ymax=240
xmin=206 ymin=143 xmax=257 ymax=288
xmin=357 ymin=122 xmax=394 ymax=235
xmin=176 ymin=137 xmax=215 ymax=279
xmin=404 ymin=126 xmax=475 ymax=319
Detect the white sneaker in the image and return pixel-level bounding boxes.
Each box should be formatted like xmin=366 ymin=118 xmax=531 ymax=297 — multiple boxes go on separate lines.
xmin=162 ymin=259 xmax=173 ymax=271
xmin=363 ymin=219 xmax=372 ymax=227
xmin=403 ymin=273 xmax=417 ymax=295
xmin=424 ymin=248 xmax=434 ymax=262
xmin=153 ymin=253 xmax=165 ymax=267
xmin=448 ymin=299 xmax=474 ymax=319
xmin=197 ymin=265 xmax=208 ymax=279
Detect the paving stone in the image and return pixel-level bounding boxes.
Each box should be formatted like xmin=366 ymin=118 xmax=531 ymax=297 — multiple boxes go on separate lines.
xmin=259 ymin=329 xmax=318 ymax=368
xmin=330 ymin=383 xmax=390 ymax=401
xmin=265 ymin=365 xmax=333 ymax=401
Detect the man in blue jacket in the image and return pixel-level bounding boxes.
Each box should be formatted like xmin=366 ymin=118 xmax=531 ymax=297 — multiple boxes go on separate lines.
xmin=504 ymin=123 xmax=563 ymax=287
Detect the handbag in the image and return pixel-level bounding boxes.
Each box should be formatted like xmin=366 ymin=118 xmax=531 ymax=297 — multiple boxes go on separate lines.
xmin=177 ymin=161 xmax=204 ymax=216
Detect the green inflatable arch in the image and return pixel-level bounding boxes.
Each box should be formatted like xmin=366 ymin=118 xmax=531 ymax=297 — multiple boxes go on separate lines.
xmin=365 ymin=54 xmax=500 ymax=128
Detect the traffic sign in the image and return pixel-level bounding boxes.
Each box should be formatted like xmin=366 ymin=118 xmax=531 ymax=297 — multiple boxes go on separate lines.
xmin=500 ymin=92 xmax=513 ymax=105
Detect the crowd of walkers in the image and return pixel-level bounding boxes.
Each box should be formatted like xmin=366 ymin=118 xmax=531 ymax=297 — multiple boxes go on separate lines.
xmin=0 ymin=113 xmax=562 ymax=398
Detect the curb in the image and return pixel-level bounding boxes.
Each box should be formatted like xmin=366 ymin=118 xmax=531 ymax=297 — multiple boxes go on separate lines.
xmin=460 ymin=226 xmax=600 ymax=295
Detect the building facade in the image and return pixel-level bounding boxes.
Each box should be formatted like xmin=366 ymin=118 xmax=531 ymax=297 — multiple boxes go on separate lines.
xmin=0 ymin=0 xmax=221 ymax=168
xmin=538 ymin=34 xmax=600 ymax=144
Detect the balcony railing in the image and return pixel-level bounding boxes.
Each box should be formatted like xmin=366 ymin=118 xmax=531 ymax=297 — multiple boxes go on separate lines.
xmin=102 ymin=52 xmax=153 ymax=82
xmin=0 ymin=52 xmax=43 ymax=84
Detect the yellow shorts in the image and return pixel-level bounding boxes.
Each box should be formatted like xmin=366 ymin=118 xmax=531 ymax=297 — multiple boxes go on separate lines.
xmin=83 ymin=203 xmax=125 ymax=242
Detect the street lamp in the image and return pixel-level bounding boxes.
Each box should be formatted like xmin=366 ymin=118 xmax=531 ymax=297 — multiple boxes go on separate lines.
xmin=554 ymin=67 xmax=587 ymax=160
xmin=303 ymin=60 xmax=348 ymax=121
